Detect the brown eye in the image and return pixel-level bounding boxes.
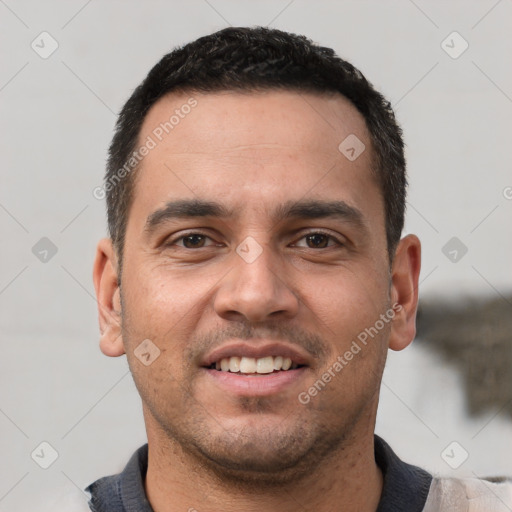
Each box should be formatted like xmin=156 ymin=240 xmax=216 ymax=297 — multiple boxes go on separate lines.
xmin=305 ymin=233 xmax=329 ymax=248
xmin=292 ymin=231 xmax=342 ymax=249
xmin=168 ymin=232 xmax=217 ymax=249
xmin=181 ymin=234 xmax=207 ymax=248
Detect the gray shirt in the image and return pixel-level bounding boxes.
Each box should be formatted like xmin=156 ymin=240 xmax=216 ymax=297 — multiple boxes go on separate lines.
xmin=85 ymin=435 xmax=433 ymax=511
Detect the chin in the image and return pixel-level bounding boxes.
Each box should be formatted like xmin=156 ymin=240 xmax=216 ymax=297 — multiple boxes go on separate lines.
xmin=197 ymin=444 xmax=314 ymax=486
xmin=147 ymin=393 xmax=362 ymax=486
xmin=184 ymin=419 xmax=339 ymax=486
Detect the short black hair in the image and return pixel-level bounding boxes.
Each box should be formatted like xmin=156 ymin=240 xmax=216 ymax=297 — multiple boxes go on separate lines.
xmin=105 ymin=26 xmax=406 ymax=270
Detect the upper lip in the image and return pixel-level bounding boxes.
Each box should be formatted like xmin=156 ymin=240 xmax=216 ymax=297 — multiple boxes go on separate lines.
xmin=201 ymin=341 xmax=313 ymax=368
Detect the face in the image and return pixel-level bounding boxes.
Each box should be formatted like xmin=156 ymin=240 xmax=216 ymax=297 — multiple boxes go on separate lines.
xmin=94 ymin=90 xmax=420 ymax=482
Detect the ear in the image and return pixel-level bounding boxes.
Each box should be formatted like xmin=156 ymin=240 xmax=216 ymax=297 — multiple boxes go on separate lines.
xmin=388 ymin=234 xmax=421 ymax=351
xmin=92 ymin=238 xmax=125 ymax=357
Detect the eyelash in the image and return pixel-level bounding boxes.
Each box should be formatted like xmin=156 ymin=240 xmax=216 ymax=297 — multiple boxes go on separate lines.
xmin=167 ymin=230 xmax=344 ymax=249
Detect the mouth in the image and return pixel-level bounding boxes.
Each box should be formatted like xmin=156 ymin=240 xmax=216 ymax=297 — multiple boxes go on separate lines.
xmin=200 ymin=342 xmax=311 ymax=396
xmin=207 ymin=355 xmax=305 ymax=375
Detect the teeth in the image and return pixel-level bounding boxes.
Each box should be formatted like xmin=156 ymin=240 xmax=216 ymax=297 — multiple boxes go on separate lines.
xmin=256 ymin=356 xmax=274 ymax=374
xmin=214 ymin=355 xmax=298 ymax=374
xmin=229 ymin=356 xmax=240 ymax=373
xmin=239 ymin=357 xmax=257 ymax=373
xmin=273 ymin=356 xmax=283 ymax=370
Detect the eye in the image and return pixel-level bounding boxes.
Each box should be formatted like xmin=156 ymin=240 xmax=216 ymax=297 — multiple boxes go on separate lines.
xmin=293 ymin=231 xmax=342 ymax=249
xmin=170 ymin=232 xmax=219 ymax=249
xmin=166 ymin=231 xmax=342 ymax=250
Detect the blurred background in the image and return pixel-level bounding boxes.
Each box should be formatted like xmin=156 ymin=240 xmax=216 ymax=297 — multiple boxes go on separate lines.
xmin=1 ymin=1 xmax=511 ymax=509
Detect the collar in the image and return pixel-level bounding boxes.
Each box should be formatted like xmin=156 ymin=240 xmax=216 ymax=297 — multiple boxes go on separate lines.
xmin=374 ymin=436 xmax=432 ymax=511
xmin=86 ymin=435 xmax=432 ymax=512
xmin=86 ymin=444 xmax=152 ymax=512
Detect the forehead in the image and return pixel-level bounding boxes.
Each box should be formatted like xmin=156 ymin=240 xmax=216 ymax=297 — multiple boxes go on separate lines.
xmin=130 ymin=90 xmax=382 ymax=230
xmin=140 ymin=89 xmax=370 ymax=160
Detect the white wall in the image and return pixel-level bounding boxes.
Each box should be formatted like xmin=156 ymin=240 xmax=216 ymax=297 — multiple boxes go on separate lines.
xmin=1 ymin=1 xmax=511 ymax=509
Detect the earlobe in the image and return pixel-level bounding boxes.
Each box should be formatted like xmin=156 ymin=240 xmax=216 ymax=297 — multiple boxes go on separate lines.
xmin=388 ymin=234 xmax=421 ymax=352
xmin=93 ymin=238 xmax=125 ymax=357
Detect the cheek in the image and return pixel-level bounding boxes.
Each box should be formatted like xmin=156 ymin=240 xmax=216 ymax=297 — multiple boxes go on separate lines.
xmin=120 ymin=261 xmax=225 ymax=390
xmin=302 ymin=263 xmax=390 ymax=339
xmin=122 ymin=263 xmax=208 ymax=337
xmin=120 ymin=272 xmax=197 ymax=414
xmin=310 ymin=267 xmax=390 ymax=386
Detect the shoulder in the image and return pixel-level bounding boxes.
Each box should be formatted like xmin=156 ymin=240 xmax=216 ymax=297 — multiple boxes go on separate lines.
xmin=423 ymin=475 xmax=512 ymax=511
xmin=86 ymin=444 xmax=150 ymax=511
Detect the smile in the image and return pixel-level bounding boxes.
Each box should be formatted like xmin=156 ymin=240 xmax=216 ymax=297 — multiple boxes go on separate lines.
xmin=200 ymin=341 xmax=311 ymax=394
xmin=209 ymin=355 xmax=303 ymax=374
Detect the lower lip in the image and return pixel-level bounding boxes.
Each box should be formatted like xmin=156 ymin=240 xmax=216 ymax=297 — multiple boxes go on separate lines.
xmin=203 ymin=367 xmax=308 ymax=396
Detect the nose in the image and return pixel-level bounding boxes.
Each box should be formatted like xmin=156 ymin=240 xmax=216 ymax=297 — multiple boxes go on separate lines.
xmin=213 ymin=241 xmax=300 ymax=324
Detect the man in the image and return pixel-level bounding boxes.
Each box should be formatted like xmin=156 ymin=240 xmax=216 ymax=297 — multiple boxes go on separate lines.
xmin=87 ymin=27 xmax=511 ymax=511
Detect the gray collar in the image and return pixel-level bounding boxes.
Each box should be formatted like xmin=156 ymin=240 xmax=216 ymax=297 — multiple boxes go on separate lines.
xmin=86 ymin=435 xmax=433 ymax=512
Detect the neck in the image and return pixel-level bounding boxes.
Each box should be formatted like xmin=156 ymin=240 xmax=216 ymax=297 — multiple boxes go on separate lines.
xmin=144 ymin=416 xmax=383 ymax=512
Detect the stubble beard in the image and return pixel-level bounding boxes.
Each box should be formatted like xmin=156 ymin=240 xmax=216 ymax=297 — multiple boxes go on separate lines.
xmin=120 ymin=292 xmax=383 ymax=489
xmin=141 ymin=384 xmax=374 ymax=490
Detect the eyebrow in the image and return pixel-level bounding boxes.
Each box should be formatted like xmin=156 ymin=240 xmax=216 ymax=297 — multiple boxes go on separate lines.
xmin=274 ymin=199 xmax=366 ymax=228
xmin=144 ymin=198 xmax=367 ymax=234
xmin=145 ymin=199 xmax=233 ymax=234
